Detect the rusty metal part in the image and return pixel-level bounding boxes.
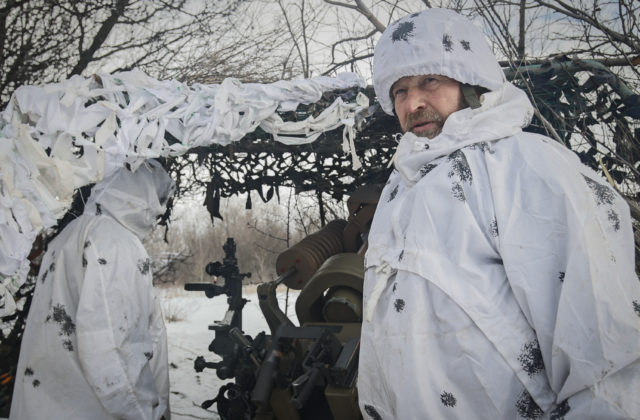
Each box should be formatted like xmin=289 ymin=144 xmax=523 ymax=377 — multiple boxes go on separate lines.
xmin=322 ymin=286 xmax=362 ymax=323
xmin=343 ymin=184 xmax=383 ymax=253
xmin=346 ymin=184 xmax=384 ymax=215
xmin=257 ymin=268 xmax=296 ymax=335
xmin=275 ymin=220 xmax=347 ymax=290
xmin=295 ymin=253 xmax=364 ymax=325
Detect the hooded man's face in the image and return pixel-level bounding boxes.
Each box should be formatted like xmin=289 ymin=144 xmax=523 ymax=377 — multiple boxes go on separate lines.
xmin=391 ymin=74 xmax=465 ymax=139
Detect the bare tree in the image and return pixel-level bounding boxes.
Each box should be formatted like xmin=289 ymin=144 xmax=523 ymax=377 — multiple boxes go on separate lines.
xmin=317 ymin=0 xmax=639 ymax=77
xmin=0 ymin=0 xmax=275 ymax=107
xmin=143 ymin=193 xmax=319 ymax=286
xmin=274 ymin=0 xmax=337 ymax=78
xmin=170 ymin=1 xmax=305 ymax=84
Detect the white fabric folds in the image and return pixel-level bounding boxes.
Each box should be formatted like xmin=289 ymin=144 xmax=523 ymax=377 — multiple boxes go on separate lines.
xmin=0 ymin=70 xmax=366 ymax=316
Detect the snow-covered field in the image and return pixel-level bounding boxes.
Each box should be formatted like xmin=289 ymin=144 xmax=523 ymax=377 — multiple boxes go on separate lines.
xmin=161 ymin=285 xmax=299 ymax=420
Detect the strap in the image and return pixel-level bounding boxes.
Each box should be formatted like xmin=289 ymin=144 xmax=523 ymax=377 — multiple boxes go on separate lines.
xmin=462 ymin=84 xmax=481 ymax=109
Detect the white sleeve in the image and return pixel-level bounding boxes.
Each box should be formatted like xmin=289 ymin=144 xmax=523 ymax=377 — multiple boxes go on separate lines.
xmin=149 ymin=293 xmax=171 ymax=419
xmin=75 ymin=223 xmax=165 ymax=420
xmin=491 ymin=138 xmax=640 ymax=404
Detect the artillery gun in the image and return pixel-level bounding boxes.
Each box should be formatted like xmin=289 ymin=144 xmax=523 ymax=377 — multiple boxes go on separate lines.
xmin=185 ymin=185 xmax=382 ymax=420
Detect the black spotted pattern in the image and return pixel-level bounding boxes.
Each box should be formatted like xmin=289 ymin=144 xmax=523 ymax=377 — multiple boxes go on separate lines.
xmin=62 ymin=339 xmax=74 ymax=352
xmin=442 ymin=34 xmax=453 ymax=52
xmin=95 ymin=203 xmax=102 ymax=215
xmin=392 ymin=21 xmax=415 ymax=43
xmin=583 ymin=175 xmax=615 ymax=205
xmin=40 ymin=268 xmax=48 ymax=283
xmin=24 ymin=367 xmax=34 ymax=376
xmin=559 ymin=272 xmax=565 ymax=282
xmin=448 ymin=151 xmax=472 ymax=182
xmin=467 ymin=142 xmax=490 ymax=152
xmin=144 ymin=351 xmax=153 ymax=360
xmin=460 ymin=40 xmax=471 ymax=51
xmin=447 ymin=150 xmax=472 ymax=202
xmin=364 ymin=404 xmax=383 ymax=420
xmin=518 ymin=340 xmax=544 ymax=377
xmin=40 ymin=262 xmax=55 ymax=284
xmin=583 ymin=176 xmax=621 ymax=231
xmin=550 ymin=399 xmax=571 ymax=420
xmin=451 ymin=184 xmax=465 ymax=201
xmin=388 ymin=185 xmax=399 ymax=202
xmin=138 ymin=258 xmax=151 ymax=275
xmin=440 ymin=391 xmax=457 ymax=407
xmin=516 ymin=390 xmax=544 ymax=419
xmin=394 ymin=299 xmax=405 ymax=312
xmin=489 ymin=218 xmax=499 ymax=237
xmin=52 ymin=304 xmax=76 ymax=337
xmin=420 ymin=163 xmax=438 ymax=177
xmin=32 ymin=380 xmax=40 ymax=388
xmin=607 ymin=209 xmax=620 ymax=231
xmin=98 ymin=258 xmax=107 ymax=265
xmin=633 ymin=300 xmax=640 ymax=318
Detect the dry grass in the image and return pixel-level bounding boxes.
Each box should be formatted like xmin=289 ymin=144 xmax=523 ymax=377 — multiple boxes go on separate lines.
xmin=159 ymin=287 xmax=199 ymax=323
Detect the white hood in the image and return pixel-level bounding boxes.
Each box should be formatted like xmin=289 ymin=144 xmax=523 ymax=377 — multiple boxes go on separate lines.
xmin=372 ymin=8 xmax=536 ymax=186
xmin=393 ymin=82 xmax=534 ymax=185
xmin=373 ymin=8 xmax=505 ymax=115
xmin=86 ymin=160 xmax=175 ymax=240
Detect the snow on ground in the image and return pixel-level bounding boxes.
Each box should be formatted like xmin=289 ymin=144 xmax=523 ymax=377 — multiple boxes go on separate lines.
xmin=161 ymin=285 xmax=299 ymax=420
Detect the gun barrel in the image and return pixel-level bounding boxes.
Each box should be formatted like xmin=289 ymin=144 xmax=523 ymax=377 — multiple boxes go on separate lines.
xmin=184 ymin=282 xmax=226 ymax=298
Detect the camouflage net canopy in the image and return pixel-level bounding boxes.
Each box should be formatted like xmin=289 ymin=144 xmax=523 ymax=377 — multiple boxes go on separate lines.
xmin=174 ymin=88 xmax=399 ymax=225
xmin=172 ymin=57 xmax=640 ymax=226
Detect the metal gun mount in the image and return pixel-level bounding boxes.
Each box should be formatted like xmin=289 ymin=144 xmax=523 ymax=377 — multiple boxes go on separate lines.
xmin=185 ymin=185 xmax=382 ymax=420
xmin=185 ymin=238 xmax=252 ymax=380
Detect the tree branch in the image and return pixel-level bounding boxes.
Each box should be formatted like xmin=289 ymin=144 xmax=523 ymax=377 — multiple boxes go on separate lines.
xmin=354 ymin=0 xmax=387 ymax=32
xmin=534 ymin=0 xmax=640 ymax=51
xmin=68 ymin=0 xmax=130 ymax=76
xmin=498 ymin=56 xmax=640 ymax=68
xmin=322 ymin=52 xmax=374 ymax=75
xmin=325 ymin=0 xmax=386 ymax=33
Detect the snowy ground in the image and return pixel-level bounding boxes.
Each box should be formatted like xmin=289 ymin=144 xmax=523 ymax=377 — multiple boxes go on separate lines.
xmin=161 ymin=285 xmax=299 ymax=420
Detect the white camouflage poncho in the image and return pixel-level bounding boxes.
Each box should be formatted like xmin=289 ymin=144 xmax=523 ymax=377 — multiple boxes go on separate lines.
xmin=10 ymin=160 xmax=174 ymax=420
xmin=358 ymin=9 xmax=640 ymax=420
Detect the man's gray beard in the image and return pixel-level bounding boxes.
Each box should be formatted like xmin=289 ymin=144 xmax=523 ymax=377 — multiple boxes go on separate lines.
xmin=412 ymin=126 xmax=442 ymax=139
xmin=405 ymin=108 xmax=444 ymax=139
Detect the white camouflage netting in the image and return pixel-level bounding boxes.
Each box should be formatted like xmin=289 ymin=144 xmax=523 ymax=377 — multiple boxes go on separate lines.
xmin=0 ymin=69 xmax=367 ymax=316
